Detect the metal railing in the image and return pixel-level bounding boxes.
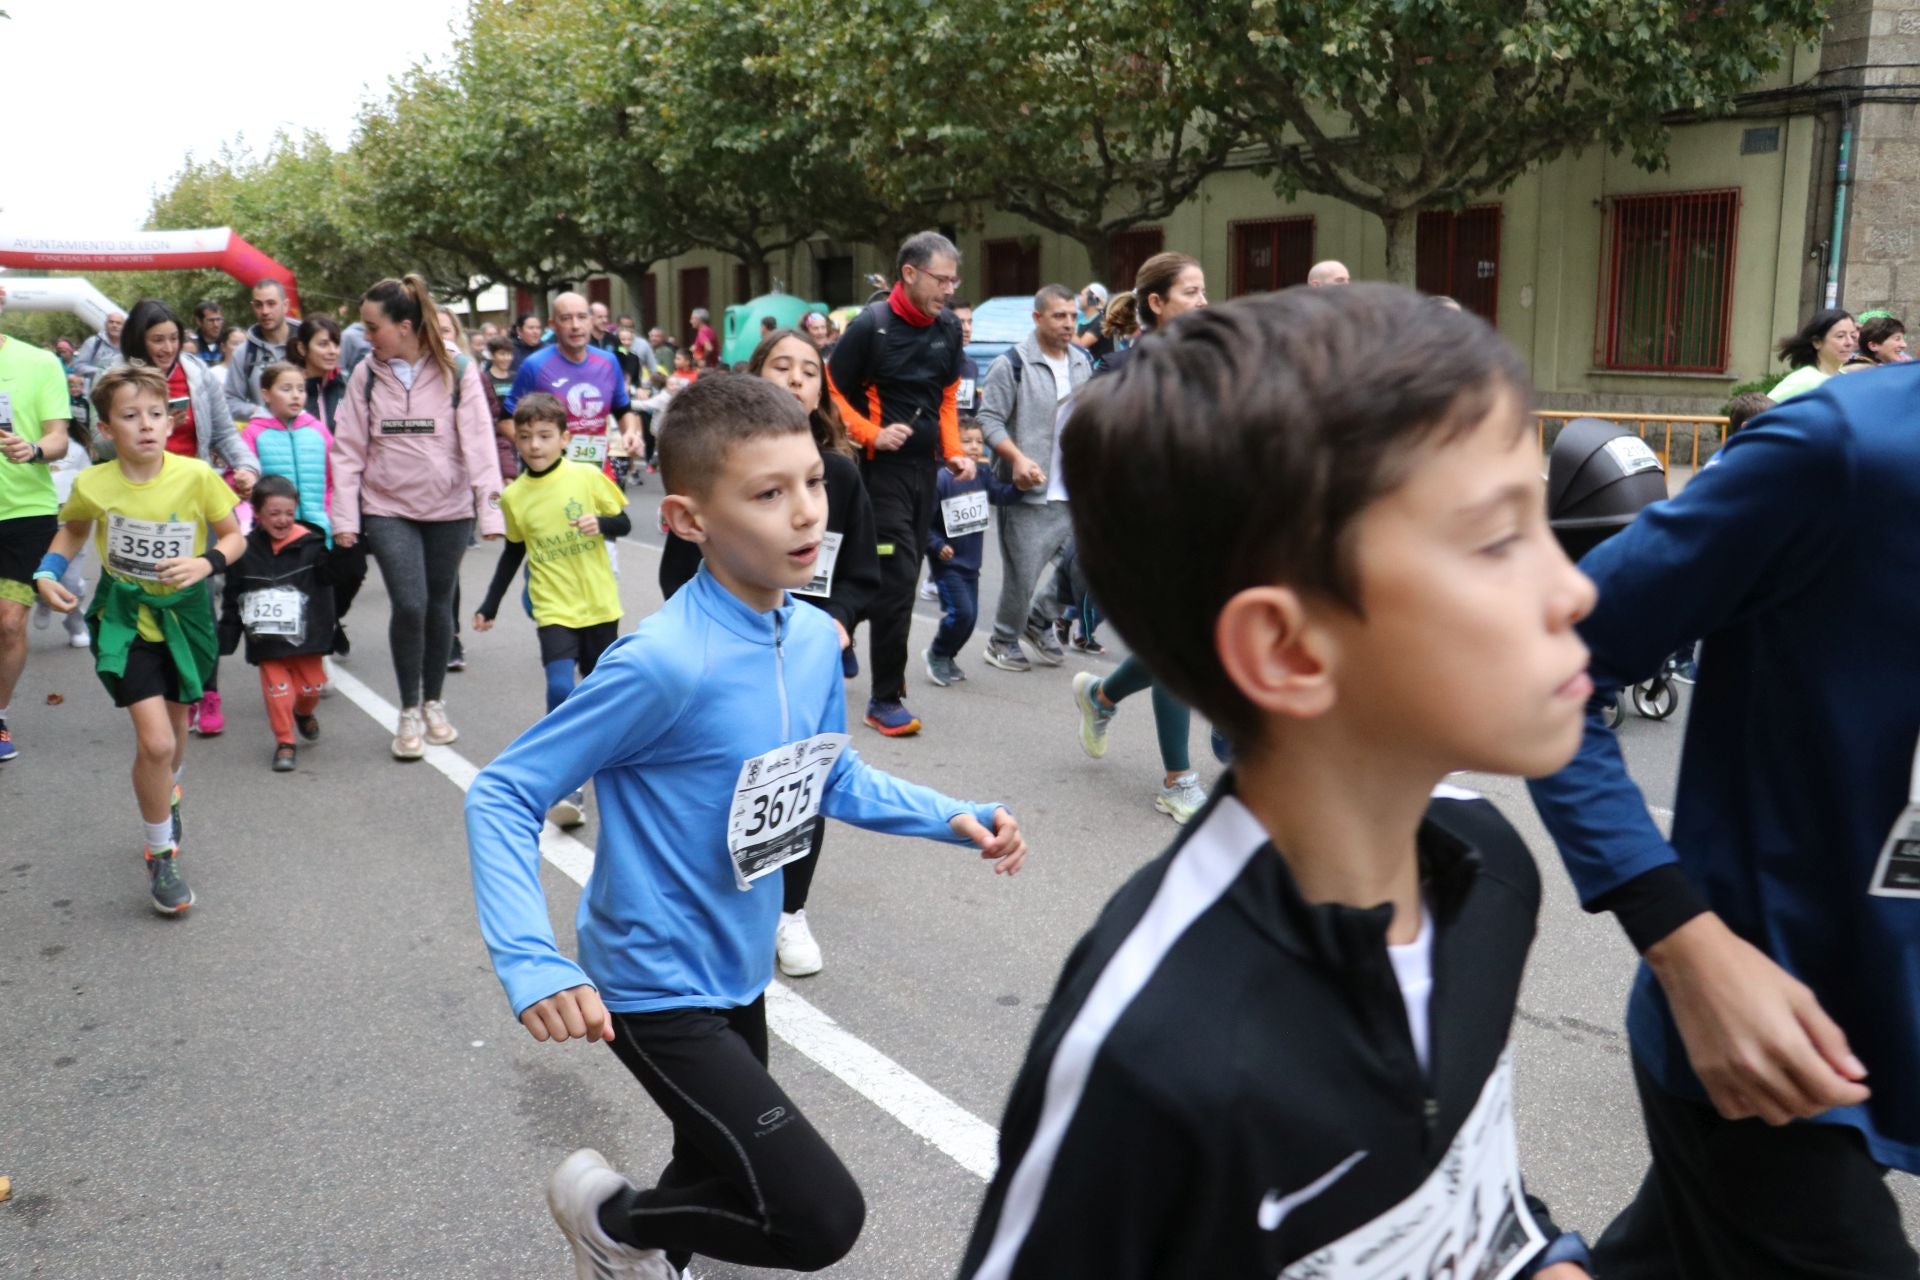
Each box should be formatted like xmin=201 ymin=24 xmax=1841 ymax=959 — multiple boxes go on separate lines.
xmin=1535 ymin=410 xmax=1729 ymax=471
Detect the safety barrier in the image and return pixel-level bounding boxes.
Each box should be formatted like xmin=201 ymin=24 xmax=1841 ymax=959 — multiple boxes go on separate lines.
xmin=1535 ymin=411 xmax=1729 ymax=471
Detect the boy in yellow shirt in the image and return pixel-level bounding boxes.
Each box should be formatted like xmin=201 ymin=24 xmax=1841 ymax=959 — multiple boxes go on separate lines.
xmin=34 ymin=365 xmax=244 ymax=915
xmin=474 ymin=392 xmax=630 ymax=827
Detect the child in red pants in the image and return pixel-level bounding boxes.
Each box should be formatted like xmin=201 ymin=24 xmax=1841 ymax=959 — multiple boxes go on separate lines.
xmin=217 ymin=476 xmax=341 ymax=771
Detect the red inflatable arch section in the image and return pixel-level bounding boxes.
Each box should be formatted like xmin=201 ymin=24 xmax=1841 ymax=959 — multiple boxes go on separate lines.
xmin=0 ymin=228 xmax=300 ymax=316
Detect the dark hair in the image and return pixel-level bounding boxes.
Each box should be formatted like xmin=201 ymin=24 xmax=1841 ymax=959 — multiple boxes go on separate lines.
xmin=259 ymin=361 xmax=304 ymax=395
xmin=193 ymin=299 xmax=223 ymax=322
xmin=513 ymin=311 xmax=541 ymax=333
xmin=1775 ymin=308 xmax=1853 ymax=369
xmin=486 ymin=336 xmax=514 ymax=357
xmin=1860 ymin=314 xmax=1906 ymax=362
xmin=121 ymin=299 xmax=184 ymax=368
xmin=658 ymin=371 xmax=810 ymax=498
xmin=90 ymin=363 xmax=169 ymax=418
xmin=250 ymin=473 xmax=300 ymax=509
xmin=1104 ymin=252 xmax=1201 ymax=335
xmin=364 ymin=274 xmax=456 ymax=388
xmin=1035 ymin=283 xmax=1077 ymax=311
xmin=1064 ymin=284 xmax=1529 ymax=749
xmin=897 ymin=230 xmax=960 ymax=277
xmin=512 ymin=391 xmax=569 ymax=431
xmin=1724 ymin=392 xmax=1774 ymax=435
xmin=760 ymin=315 xmax=778 ymax=333
xmin=959 ymin=416 xmax=984 ymax=435
xmin=948 ymin=298 xmax=973 ymax=312
xmin=286 ymin=315 xmax=341 ymax=371
xmin=747 ymin=328 xmax=853 ymax=458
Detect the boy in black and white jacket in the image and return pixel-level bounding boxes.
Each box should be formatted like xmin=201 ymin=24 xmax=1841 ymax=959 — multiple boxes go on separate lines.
xmin=960 ymin=286 xmax=1596 ymax=1279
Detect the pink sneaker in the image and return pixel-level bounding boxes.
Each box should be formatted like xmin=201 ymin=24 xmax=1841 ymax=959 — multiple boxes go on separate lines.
xmin=197 ymin=690 xmax=226 ymax=736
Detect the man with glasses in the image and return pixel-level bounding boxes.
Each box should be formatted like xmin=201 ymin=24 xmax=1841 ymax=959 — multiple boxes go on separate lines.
xmin=192 ymin=301 xmax=226 ymax=365
xmin=827 ymin=230 xmax=975 ymax=737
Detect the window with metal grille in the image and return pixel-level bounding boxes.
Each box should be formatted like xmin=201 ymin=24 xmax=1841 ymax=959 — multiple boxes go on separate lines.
xmin=1107 ymin=228 xmax=1165 ymax=294
xmin=1230 ymin=217 xmax=1315 ymax=295
xmin=1416 ymin=206 xmax=1501 ymax=323
xmin=1598 ymin=189 xmax=1741 ymax=374
xmin=985 ymin=239 xmax=1040 ymax=298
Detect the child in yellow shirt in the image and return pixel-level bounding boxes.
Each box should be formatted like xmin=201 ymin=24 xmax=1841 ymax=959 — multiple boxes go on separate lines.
xmin=473 ymin=392 xmax=630 ymax=827
xmin=34 ymin=365 xmax=244 ymax=915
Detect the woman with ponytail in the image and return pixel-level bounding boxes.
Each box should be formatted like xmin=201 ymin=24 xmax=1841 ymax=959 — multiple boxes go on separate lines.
xmin=1069 ymin=252 xmax=1215 ymax=824
xmin=329 ymin=275 xmax=502 ymax=760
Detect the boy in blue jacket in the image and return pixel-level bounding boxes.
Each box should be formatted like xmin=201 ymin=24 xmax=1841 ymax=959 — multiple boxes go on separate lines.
xmin=465 ymin=374 xmax=1026 ymax=1280
xmin=1528 ymin=365 xmax=1920 ymax=1276
xmin=924 ymin=418 xmax=1020 ymax=686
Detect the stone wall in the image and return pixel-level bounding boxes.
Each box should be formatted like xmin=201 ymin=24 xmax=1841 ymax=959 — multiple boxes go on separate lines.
xmin=1826 ymin=0 xmax=1920 ymax=322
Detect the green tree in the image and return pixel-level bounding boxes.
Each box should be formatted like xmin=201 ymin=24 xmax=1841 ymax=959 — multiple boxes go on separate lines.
xmin=795 ymin=0 xmax=1238 ymax=281
xmin=630 ymin=0 xmax=854 ymax=295
xmin=1191 ymin=0 xmax=1829 ymax=282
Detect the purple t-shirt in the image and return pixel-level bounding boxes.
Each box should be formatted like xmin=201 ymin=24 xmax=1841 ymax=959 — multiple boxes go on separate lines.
xmin=506 ymin=345 xmax=631 ymax=476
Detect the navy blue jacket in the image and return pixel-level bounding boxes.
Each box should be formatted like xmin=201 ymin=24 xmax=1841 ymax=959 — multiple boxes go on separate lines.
xmin=1528 ymin=364 xmax=1920 ymax=1173
xmin=928 ymin=467 xmax=1020 ymax=576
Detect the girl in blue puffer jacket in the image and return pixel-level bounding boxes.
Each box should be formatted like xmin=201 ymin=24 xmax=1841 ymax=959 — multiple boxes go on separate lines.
xmin=242 ymin=363 xmax=334 ymax=542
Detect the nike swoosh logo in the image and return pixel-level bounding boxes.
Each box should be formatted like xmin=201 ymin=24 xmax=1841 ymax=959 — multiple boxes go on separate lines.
xmin=1258 ymin=1150 xmax=1368 ymax=1232
xmin=552 ymin=377 xmax=570 ymax=387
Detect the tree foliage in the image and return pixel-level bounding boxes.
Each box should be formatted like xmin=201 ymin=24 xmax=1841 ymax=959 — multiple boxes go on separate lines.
xmin=129 ymin=0 xmax=1831 ymax=303
xmin=1191 ymin=0 xmax=1830 ymax=280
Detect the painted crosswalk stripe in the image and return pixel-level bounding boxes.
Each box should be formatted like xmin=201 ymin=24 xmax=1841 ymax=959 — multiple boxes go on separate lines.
xmin=326 ymin=660 xmax=1000 ymax=1182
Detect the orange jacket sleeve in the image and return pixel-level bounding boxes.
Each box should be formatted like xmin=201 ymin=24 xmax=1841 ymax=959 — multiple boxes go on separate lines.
xmin=827 ymin=365 xmax=881 ymax=453
xmin=938 ymin=379 xmax=962 ymax=461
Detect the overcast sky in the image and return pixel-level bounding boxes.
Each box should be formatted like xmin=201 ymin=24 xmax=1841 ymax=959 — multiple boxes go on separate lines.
xmin=0 ymin=0 xmax=469 ymax=233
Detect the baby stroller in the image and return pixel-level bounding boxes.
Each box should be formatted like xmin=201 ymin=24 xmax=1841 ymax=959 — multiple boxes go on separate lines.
xmin=1545 ymin=418 xmax=1679 ymax=727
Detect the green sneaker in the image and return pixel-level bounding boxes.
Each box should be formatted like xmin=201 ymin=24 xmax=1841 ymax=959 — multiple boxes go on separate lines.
xmin=1072 ymin=672 xmax=1116 ymax=759
xmin=1154 ymin=772 xmax=1209 ymax=825
xmin=144 ymin=846 xmax=195 ymax=915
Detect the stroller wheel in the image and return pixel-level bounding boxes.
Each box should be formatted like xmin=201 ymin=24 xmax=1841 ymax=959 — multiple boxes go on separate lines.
xmin=1601 ymin=693 xmax=1626 ymax=730
xmin=1632 ymin=678 xmax=1679 ymax=721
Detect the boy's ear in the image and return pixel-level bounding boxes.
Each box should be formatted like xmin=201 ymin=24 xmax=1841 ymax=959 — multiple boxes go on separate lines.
xmin=1215 ymin=585 xmax=1337 ymax=721
xmin=660 ymin=493 xmax=706 ymax=543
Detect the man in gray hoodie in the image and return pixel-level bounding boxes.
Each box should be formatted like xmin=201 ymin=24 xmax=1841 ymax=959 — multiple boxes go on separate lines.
xmin=978 ymin=284 xmax=1091 ymax=672
xmin=72 ymin=311 xmax=124 ymax=384
xmin=226 ymin=279 xmax=297 ymax=419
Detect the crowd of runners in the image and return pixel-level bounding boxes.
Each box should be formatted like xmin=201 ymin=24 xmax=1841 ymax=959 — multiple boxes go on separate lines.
xmin=2 ymin=228 xmax=1917 ymax=1279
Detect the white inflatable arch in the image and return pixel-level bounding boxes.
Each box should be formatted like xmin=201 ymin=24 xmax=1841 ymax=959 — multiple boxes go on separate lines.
xmin=0 ymin=276 xmax=126 ymax=330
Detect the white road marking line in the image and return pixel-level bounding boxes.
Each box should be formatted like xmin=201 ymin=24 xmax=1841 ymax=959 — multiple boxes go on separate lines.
xmin=325 ymin=660 xmax=1001 ymax=1181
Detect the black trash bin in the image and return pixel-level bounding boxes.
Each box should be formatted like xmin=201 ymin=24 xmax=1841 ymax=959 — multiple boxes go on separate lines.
xmin=1546 ymin=418 xmax=1669 ymax=562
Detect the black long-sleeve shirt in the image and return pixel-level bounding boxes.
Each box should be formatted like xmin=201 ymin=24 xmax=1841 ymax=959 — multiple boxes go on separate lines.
xmin=960 ymin=783 xmax=1575 ymax=1278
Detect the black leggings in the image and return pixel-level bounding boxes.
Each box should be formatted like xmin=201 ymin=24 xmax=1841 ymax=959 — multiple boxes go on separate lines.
xmin=361 ymin=515 xmax=472 ymax=708
xmin=1597 ymin=1056 xmax=1919 ymax=1278
xmin=600 ymin=997 xmax=864 ymax=1272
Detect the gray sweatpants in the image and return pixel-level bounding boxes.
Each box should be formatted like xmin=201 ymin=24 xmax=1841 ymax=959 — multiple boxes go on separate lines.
xmin=991 ymin=501 xmax=1073 ymax=645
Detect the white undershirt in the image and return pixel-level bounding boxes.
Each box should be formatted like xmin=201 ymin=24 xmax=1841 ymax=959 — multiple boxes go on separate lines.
xmin=1386 ymin=906 xmax=1435 ymax=1076
xmin=1038 ymin=348 xmax=1073 ymax=402
xmin=387 ymin=357 xmax=426 ymax=389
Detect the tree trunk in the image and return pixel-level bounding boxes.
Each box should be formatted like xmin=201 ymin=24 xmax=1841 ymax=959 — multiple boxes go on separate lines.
xmin=1380 ymin=209 xmax=1418 ymax=288
xmin=749 ymin=255 xmax=771 ymax=297
xmin=1077 ymin=232 xmax=1113 ymax=288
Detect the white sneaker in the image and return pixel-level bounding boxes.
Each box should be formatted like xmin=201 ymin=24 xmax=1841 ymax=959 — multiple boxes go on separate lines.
xmin=776 ymin=909 xmax=824 ymax=977
xmin=68 ymin=627 xmax=91 ymax=648
xmin=1154 ymin=772 xmax=1209 ymax=825
xmin=392 ymin=708 xmax=426 ymax=760
xmin=918 ymin=579 xmax=939 ymax=601
xmin=549 ymin=790 xmax=587 ymax=829
xmin=546 ymin=1149 xmax=676 ymax=1280
xmin=422 ymin=699 xmax=458 ymax=745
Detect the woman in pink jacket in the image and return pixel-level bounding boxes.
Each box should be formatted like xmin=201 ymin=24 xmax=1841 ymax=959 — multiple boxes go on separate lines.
xmin=330 ymin=274 xmax=503 ymax=760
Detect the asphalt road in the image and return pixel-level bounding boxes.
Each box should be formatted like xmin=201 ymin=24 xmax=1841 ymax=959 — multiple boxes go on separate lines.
xmin=3 ymin=478 xmax=1913 ymax=1277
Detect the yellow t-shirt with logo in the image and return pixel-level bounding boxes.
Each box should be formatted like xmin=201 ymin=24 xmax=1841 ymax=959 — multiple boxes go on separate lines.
xmin=499 ymin=459 xmax=628 ymax=630
xmin=60 ymin=453 xmax=239 ymax=642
